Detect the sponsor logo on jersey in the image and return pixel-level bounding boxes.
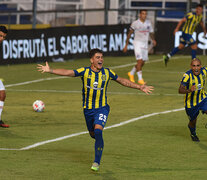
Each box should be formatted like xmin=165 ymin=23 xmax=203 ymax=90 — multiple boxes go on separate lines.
xmin=101 ymin=75 xmax=107 ymax=81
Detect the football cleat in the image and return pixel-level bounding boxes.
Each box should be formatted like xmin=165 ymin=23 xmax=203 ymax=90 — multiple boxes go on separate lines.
xmin=127 ymin=72 xmax=135 ymax=83
xmin=0 ymin=120 xmax=9 ymax=128
xmin=163 ymin=55 xmax=169 ymax=67
xmin=91 ymin=162 xmax=99 ymax=172
xmin=190 ymin=134 xmax=200 ymax=142
xmin=138 ymin=79 xmax=146 ymax=85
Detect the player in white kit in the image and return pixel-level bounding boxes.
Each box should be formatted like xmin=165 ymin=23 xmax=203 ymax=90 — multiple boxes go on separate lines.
xmin=0 ymin=26 xmax=9 ymax=128
xmin=123 ymin=10 xmax=156 ymax=85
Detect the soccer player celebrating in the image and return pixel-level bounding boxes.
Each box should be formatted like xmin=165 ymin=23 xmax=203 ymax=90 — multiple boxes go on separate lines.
xmin=0 ymin=25 xmax=9 ymax=128
xmin=179 ymin=58 xmax=207 ymax=142
xmin=123 ymin=9 xmax=156 ymax=85
xmin=163 ymin=4 xmax=206 ymax=66
xmin=37 ymin=48 xmax=154 ymax=171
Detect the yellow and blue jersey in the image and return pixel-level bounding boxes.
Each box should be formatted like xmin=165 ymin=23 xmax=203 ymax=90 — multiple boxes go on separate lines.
xmin=182 ymin=12 xmax=202 ymax=35
xmin=181 ymin=67 xmax=207 ymax=108
xmin=74 ymin=67 xmax=118 ymax=109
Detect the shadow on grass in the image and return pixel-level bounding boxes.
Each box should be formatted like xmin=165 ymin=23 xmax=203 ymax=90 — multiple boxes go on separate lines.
xmin=93 ymin=170 xmax=118 ymax=180
xmin=198 ymin=143 xmax=207 ymax=151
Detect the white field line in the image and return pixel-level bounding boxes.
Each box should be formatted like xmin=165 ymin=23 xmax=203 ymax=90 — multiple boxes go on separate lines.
xmin=5 ymin=76 xmax=68 ymax=88
xmin=144 ymin=70 xmax=184 ymax=74
xmin=109 ymin=56 xmax=182 ymax=69
xmin=6 ymin=89 xmax=183 ymax=96
xmin=5 ymin=56 xmax=185 ymax=88
xmin=0 ymin=107 xmax=184 ymax=151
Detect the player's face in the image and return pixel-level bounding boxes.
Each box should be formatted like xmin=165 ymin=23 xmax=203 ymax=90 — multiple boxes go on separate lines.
xmin=191 ymin=60 xmax=201 ymax=76
xmin=196 ymin=6 xmax=203 ymax=16
xmin=90 ymin=52 xmax=104 ymax=72
xmin=0 ymin=31 xmax=6 ymax=43
xmin=139 ymin=11 xmax=147 ymax=22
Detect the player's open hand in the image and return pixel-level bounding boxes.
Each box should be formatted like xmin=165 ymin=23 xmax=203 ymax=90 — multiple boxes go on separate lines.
xmin=37 ymin=61 xmax=51 ymax=73
xmin=152 ymin=40 xmax=157 ymax=47
xmin=140 ymin=85 xmax=154 ymax=95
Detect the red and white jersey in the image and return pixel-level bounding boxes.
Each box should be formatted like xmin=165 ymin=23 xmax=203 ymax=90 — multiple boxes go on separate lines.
xmin=130 ymin=19 xmax=153 ymax=43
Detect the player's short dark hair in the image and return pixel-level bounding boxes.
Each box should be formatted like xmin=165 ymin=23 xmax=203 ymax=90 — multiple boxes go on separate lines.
xmin=196 ymin=4 xmax=203 ymax=8
xmin=0 ymin=26 xmax=8 ymax=34
xmin=89 ymin=48 xmax=103 ymax=58
xmin=140 ymin=9 xmax=147 ymax=13
xmin=191 ymin=58 xmax=201 ymax=65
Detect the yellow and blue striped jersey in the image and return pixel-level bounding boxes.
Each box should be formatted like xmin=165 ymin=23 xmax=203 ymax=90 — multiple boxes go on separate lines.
xmin=181 ymin=67 xmax=207 ymax=108
xmin=182 ymin=12 xmax=202 ymax=35
xmin=74 ymin=67 xmax=118 ymax=109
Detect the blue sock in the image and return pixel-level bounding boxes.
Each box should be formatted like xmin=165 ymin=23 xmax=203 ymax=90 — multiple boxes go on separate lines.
xmin=169 ymin=47 xmax=180 ymax=57
xmin=188 ymin=125 xmax=196 ymax=136
xmin=191 ymin=50 xmax=196 ymax=59
xmin=94 ymin=129 xmax=104 ymax=164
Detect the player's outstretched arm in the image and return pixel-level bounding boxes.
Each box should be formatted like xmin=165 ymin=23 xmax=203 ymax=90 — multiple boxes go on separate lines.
xmin=37 ymin=61 xmax=75 ymax=77
xmin=116 ymin=77 xmax=154 ymax=95
xmin=200 ymin=21 xmax=207 ymax=36
xmin=173 ymin=17 xmax=186 ymax=35
xmin=150 ymin=33 xmax=156 ymax=47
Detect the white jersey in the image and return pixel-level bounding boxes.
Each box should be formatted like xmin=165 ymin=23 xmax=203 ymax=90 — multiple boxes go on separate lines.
xmin=130 ymin=19 xmax=153 ymax=44
xmin=0 ymin=80 xmax=5 ymax=91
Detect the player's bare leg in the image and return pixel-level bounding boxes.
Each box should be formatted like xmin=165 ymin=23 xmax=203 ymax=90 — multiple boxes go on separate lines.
xmin=178 ymin=43 xmax=185 ymax=50
xmin=0 ymin=90 xmax=9 ymax=128
xmin=136 ymin=59 xmax=145 ymax=85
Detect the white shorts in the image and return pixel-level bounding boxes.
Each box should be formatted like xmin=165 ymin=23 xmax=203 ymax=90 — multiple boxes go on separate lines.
xmin=0 ymin=80 xmax=5 ymax=91
xmin=133 ymin=41 xmax=149 ymax=61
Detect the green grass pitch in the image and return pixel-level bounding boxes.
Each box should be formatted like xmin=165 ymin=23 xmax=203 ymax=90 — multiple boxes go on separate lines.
xmin=1 ymin=55 xmax=207 ymax=179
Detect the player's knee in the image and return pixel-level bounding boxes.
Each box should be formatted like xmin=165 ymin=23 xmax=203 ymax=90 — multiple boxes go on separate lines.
xmin=178 ymin=44 xmax=184 ymax=50
xmin=89 ymin=131 xmax=95 ymax=139
xmin=136 ymin=63 xmax=142 ymax=70
xmin=0 ymin=90 xmax=6 ymax=101
xmin=191 ymin=44 xmax=197 ymax=49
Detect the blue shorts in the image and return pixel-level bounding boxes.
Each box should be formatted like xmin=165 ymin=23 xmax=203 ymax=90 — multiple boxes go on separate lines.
xmin=185 ymin=98 xmax=207 ymax=121
xmin=180 ymin=32 xmax=196 ymax=46
xmin=83 ymin=104 xmax=110 ymax=132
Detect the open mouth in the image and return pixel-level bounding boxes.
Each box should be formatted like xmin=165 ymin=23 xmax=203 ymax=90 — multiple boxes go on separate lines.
xmin=194 ymin=70 xmax=200 ymax=74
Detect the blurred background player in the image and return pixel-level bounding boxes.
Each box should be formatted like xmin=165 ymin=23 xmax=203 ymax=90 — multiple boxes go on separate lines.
xmin=0 ymin=25 xmax=9 ymax=128
xmin=179 ymin=58 xmax=207 ymax=142
xmin=163 ymin=4 xmax=206 ymax=66
xmin=123 ymin=9 xmax=156 ymax=85
xmin=37 ymin=48 xmax=154 ymax=171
